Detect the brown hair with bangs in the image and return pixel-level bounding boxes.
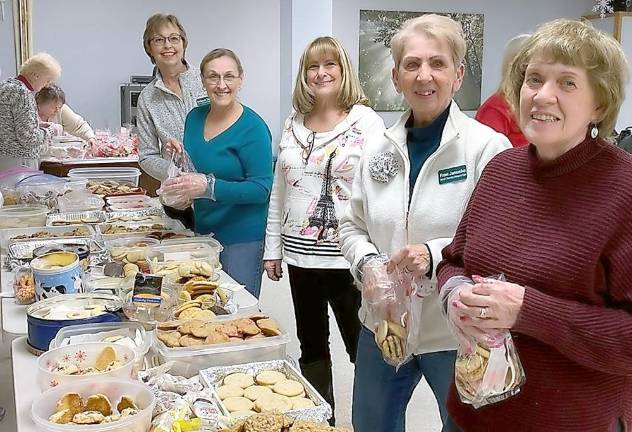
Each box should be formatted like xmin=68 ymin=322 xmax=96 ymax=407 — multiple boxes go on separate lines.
xmin=505 ymin=19 xmax=629 ymax=138
xmin=142 ymin=13 xmax=188 ymax=65
xmin=292 ymin=36 xmax=368 ymax=115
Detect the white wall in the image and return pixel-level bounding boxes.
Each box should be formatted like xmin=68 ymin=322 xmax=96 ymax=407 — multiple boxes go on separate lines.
xmin=29 ymin=0 xmax=281 ymax=142
xmin=0 ymin=0 xmax=16 ymax=78
xmin=332 ymin=0 xmax=595 ymax=126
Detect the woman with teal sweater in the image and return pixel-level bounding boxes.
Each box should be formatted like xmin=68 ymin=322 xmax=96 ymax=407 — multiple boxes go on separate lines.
xmin=160 ymin=48 xmax=273 ymax=297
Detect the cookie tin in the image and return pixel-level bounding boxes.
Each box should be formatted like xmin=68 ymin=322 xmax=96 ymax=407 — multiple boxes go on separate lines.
xmin=27 ymin=293 xmax=122 ymax=352
xmin=30 ymin=251 xmax=82 ymax=301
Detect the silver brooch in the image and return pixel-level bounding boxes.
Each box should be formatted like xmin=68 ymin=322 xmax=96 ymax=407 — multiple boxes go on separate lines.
xmin=369 ymin=151 xmax=400 ymax=183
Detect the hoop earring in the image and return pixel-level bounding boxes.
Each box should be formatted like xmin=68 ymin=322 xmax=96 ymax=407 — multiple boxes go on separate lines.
xmin=590 ymin=124 xmax=599 ymax=139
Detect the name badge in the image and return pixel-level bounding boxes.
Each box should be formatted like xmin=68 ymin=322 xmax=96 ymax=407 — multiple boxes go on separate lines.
xmin=438 ymin=165 xmax=467 ymax=184
xmin=196 ymin=96 xmax=210 ymax=106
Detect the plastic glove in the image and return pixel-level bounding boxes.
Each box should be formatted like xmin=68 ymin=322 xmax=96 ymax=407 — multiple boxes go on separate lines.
xmin=157 ymin=172 xmax=215 ymax=209
xmin=163 ymin=138 xmax=183 ymax=156
xmin=387 ymin=244 xmax=431 ymax=280
xmin=41 ymin=122 xmax=64 ymax=136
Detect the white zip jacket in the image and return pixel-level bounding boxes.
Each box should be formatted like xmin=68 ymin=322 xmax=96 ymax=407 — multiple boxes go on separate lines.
xmin=264 ymin=104 xmax=385 ymax=269
xmin=340 ymin=102 xmax=511 ymax=354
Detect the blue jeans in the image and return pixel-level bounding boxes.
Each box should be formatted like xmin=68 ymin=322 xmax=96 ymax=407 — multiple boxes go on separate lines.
xmin=220 ymin=240 xmax=264 ymax=298
xmin=352 ymin=325 xmax=456 ymax=432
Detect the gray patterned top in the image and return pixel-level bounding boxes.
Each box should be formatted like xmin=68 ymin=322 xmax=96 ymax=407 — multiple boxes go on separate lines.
xmin=137 ymin=68 xmax=206 ymax=181
xmin=0 ymin=77 xmax=52 ymax=158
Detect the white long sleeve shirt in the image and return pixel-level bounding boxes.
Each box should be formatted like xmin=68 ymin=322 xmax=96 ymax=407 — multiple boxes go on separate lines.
xmin=264 ymin=104 xmax=385 ymax=269
xmin=340 ymin=102 xmax=511 ymax=354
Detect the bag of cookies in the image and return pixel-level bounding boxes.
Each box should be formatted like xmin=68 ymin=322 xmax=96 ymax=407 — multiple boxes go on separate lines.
xmin=361 ymin=254 xmax=413 ymax=369
xmin=439 ymin=274 xmax=526 ymax=408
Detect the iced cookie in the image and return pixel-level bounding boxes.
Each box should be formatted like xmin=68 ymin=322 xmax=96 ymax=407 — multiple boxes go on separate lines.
xmin=255 ymin=370 xmax=286 ymax=386
xmin=243 ymin=385 xmax=273 ymax=401
xmin=223 ymin=396 xmax=254 ymax=412
xmin=273 ymin=379 xmax=305 ymax=397
xmin=216 ymin=384 xmax=245 ymax=400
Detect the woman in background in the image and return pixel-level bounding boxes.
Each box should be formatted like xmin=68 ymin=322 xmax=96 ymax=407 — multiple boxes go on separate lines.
xmin=137 ymin=13 xmax=205 ymax=228
xmin=160 ymin=49 xmax=272 ymax=298
xmin=475 ymin=34 xmax=530 ymax=147
xmin=0 ymin=52 xmax=62 ymax=170
xmin=36 ymin=84 xmax=96 ymax=145
xmin=264 ymin=36 xmax=384 ymax=424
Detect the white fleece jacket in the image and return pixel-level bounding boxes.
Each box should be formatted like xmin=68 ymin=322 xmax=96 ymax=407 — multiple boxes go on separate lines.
xmin=264 ymin=104 xmax=385 ymax=269
xmin=339 ymin=102 xmax=511 ymax=354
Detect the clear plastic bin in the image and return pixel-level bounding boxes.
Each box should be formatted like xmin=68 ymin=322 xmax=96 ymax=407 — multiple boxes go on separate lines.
xmin=57 ymin=191 xmax=104 ymax=213
xmin=153 ymin=314 xmax=290 ymax=378
xmin=31 ymin=378 xmax=155 ymax=432
xmin=67 ymin=167 xmax=141 ymax=187
xmin=0 ymin=204 xmax=49 ymax=229
xmin=146 ymin=242 xmax=219 ymax=266
xmin=49 ymin=321 xmax=150 ymax=370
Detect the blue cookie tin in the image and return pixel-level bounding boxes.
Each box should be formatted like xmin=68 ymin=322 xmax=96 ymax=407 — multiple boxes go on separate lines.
xmin=26 ymin=293 xmax=123 ymax=352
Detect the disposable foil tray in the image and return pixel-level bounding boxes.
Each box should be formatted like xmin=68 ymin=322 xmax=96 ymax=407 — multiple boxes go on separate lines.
xmin=46 ymin=210 xmax=107 ymax=226
xmin=8 ymin=237 xmax=106 ymax=260
xmin=200 ymin=359 xmax=332 ymax=423
xmin=105 ymin=208 xmax=166 ymax=223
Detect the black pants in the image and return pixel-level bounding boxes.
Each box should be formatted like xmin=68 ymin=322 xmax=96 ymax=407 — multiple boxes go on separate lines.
xmin=164 ymin=205 xmax=194 ymax=230
xmin=287 ymin=265 xmax=361 ymax=364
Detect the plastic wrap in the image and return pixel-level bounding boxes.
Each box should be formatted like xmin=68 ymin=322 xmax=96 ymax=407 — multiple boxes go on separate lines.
xmin=439 ymin=274 xmax=526 ymax=408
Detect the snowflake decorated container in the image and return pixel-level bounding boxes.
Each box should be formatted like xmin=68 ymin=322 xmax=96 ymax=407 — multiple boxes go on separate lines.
xmin=36 ymin=342 xmax=135 ymax=391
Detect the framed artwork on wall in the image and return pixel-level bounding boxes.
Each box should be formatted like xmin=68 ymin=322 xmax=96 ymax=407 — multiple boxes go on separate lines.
xmin=359 ymin=10 xmax=484 ymax=112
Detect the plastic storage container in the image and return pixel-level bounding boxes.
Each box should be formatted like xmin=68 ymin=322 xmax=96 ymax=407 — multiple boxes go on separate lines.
xmin=31 ymin=378 xmax=155 ymax=432
xmin=49 ymin=321 xmax=150 ymax=371
xmin=67 ymin=167 xmax=141 ymax=186
xmin=146 ymin=242 xmax=220 ymax=268
xmin=0 ymin=204 xmax=49 ymax=229
xmin=37 ymin=341 xmax=135 ymax=390
xmin=105 ymin=195 xmax=157 ymax=211
xmin=153 ymin=314 xmax=291 ymax=377
xmin=57 ymin=191 xmax=104 ymax=213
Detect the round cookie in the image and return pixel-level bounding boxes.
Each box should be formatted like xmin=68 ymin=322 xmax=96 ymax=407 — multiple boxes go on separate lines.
xmin=223 ymin=373 xmax=255 ymax=389
xmin=223 ymin=396 xmax=254 ymax=413
xmin=255 ymin=370 xmax=286 ymax=386
xmin=216 ymin=384 xmax=244 ymax=400
xmin=243 ymin=385 xmax=273 ymax=401
xmin=291 ymin=397 xmax=315 ymax=410
xmin=254 ymin=393 xmax=292 ymax=413
xmin=273 ymin=379 xmax=305 ymax=397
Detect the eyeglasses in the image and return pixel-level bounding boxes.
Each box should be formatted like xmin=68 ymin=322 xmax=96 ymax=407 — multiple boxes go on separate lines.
xmin=150 ymin=34 xmax=182 ymax=46
xmin=203 ymin=74 xmax=241 ymax=86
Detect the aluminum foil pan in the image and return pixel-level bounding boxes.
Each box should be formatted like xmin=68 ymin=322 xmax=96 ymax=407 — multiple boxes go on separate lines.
xmin=8 ymin=237 xmax=106 ymax=260
xmin=105 ymin=207 xmax=166 ymax=223
xmin=199 ymin=359 xmax=332 ymax=423
xmin=46 ymin=210 xmax=107 ymax=226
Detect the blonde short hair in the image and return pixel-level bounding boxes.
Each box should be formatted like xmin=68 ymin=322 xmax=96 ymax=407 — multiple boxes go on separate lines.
xmin=19 ymin=53 xmax=61 ymax=82
xmin=200 ymin=48 xmax=244 ymax=77
xmin=390 ymin=14 xmax=466 ymax=70
xmin=292 ymin=36 xmax=368 ymax=115
xmin=142 ymin=13 xmax=188 ymax=65
xmin=506 ymin=19 xmax=629 ymax=138
xmin=499 ymin=34 xmax=530 ymax=96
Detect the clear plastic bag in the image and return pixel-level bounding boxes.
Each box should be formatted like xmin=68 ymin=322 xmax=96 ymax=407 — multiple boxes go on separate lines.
xmin=156 ymin=150 xmax=198 ymax=209
xmin=361 ymin=254 xmax=413 ymax=369
xmin=439 ymin=274 xmax=526 ymax=408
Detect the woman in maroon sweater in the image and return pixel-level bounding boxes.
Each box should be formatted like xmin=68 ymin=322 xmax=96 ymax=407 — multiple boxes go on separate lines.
xmin=437 ymin=19 xmax=631 ymax=432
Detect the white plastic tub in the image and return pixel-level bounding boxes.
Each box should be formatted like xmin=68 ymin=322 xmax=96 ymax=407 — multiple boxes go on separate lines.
xmin=31 ymin=378 xmax=155 ymax=432
xmin=67 ymin=168 xmax=141 ymax=187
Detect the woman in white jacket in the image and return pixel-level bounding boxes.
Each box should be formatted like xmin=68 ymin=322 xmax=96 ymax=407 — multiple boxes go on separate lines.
xmin=36 ymin=84 xmax=96 ymax=144
xmin=264 ymin=36 xmax=385 ymax=424
xmin=339 ymin=15 xmax=510 ymax=432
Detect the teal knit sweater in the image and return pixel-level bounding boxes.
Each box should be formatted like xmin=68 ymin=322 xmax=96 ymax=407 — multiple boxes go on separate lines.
xmin=184 ymin=104 xmax=273 ymax=245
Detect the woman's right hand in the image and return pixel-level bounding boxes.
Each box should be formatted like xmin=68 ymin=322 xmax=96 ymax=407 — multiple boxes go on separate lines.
xmin=264 ymin=259 xmax=283 ymax=281
xmin=164 ymin=138 xmax=183 ymax=155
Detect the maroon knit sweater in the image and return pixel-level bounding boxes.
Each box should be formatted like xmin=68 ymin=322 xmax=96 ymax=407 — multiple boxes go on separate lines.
xmin=437 ymin=137 xmax=632 ymax=432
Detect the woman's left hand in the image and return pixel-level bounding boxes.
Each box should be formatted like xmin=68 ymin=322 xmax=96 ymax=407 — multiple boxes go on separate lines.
xmin=452 ymin=277 xmax=525 ymax=330
xmin=386 ymin=244 xmax=430 ymax=279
